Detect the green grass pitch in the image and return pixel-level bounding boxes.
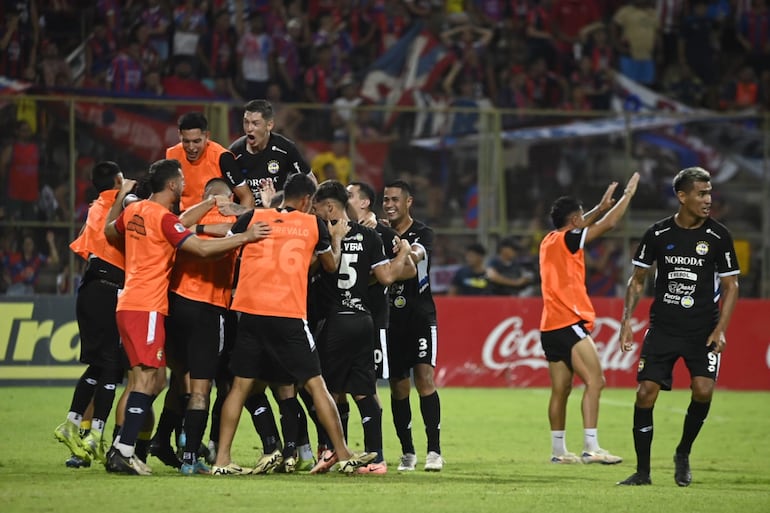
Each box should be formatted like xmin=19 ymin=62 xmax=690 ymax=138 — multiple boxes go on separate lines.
xmin=1 ymin=386 xmax=768 ymax=513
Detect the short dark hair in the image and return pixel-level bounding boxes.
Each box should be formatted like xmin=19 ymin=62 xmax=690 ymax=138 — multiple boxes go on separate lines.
xmin=466 ymin=243 xmax=486 ymax=256
xmin=283 ymin=173 xmax=316 ymax=200
xmin=384 ymin=180 xmax=413 ymax=197
xmin=314 ymin=180 xmax=349 ymax=207
xmin=498 ymin=237 xmax=520 ymax=252
xmin=178 ymin=112 xmax=208 ymax=131
xmin=349 ymin=181 xmax=376 ymax=205
xmin=673 ymin=167 xmax=710 ymax=194
xmin=91 ymin=161 xmax=121 ymax=192
xmin=549 ymin=196 xmax=583 ymax=229
xmin=148 ymin=159 xmax=182 ymax=193
xmin=243 ymin=99 xmax=274 ymax=121
xmin=204 ymin=177 xmax=231 ymax=196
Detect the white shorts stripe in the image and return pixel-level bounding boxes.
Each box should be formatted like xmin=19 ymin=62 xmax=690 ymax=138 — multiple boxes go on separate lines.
xmin=302 ymin=319 xmax=316 ymax=351
xmin=146 ymin=311 xmax=157 ymax=344
xmin=218 ymin=314 xmax=225 ymax=354
xmin=570 ymin=323 xmax=589 ymax=340
xmin=379 ymin=328 xmax=389 ymax=380
xmin=430 ymin=325 xmax=438 ymax=366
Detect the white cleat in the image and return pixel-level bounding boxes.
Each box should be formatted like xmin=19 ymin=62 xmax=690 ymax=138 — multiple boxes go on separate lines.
xmin=397 ymin=453 xmax=417 ymax=471
xmin=424 ymin=451 xmax=444 ymax=472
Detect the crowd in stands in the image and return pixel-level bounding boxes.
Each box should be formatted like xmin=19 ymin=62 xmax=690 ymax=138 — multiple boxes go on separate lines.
xmin=2 ymin=0 xmax=769 ymax=117
xmin=1 ymin=0 xmax=768 ymax=296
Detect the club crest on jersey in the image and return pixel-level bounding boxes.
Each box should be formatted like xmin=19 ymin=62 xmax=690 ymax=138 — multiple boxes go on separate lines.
xmin=695 ymin=241 xmax=709 ymax=255
xmin=174 ymin=223 xmax=186 ymax=233
xmin=394 ymin=295 xmax=407 ymax=308
xmin=267 ymin=160 xmax=280 ymax=174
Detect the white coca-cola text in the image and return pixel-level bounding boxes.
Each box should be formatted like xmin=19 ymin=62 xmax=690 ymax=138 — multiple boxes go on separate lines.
xmin=481 ymin=316 xmax=648 ymax=371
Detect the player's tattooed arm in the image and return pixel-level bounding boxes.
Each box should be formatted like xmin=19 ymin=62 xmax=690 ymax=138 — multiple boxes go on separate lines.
xmin=620 ymin=265 xmax=649 ymax=352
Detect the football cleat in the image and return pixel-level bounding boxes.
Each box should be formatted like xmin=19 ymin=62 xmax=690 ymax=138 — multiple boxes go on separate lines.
xmin=205 ymin=440 xmax=217 ymax=465
xmin=252 ymin=449 xmax=283 ymax=474
xmin=54 ymin=421 xmax=89 ymax=460
xmin=81 ymin=431 xmax=107 ymax=464
xmin=581 ymin=448 xmax=623 ymax=465
xmin=397 ymin=453 xmax=417 ymax=471
xmin=180 ymin=460 xmax=211 ymax=476
xmin=337 ymin=452 xmax=378 ymax=474
xmin=424 ymin=451 xmax=444 ymax=472
xmin=617 ymin=472 xmax=652 ymax=486
xmin=149 ymin=439 xmax=182 ymax=469
xmin=550 ymin=452 xmax=581 ymax=464
xmin=105 ymin=448 xmax=152 ymax=476
xmin=674 ymin=453 xmax=692 ymax=487
xmin=310 ymin=449 xmax=338 ymax=474
xmin=211 ymin=462 xmax=253 ymax=475
xmin=65 ymin=454 xmax=91 ymax=468
xmin=356 ymin=461 xmax=388 ymax=475
xmin=274 ymin=456 xmax=296 ymax=474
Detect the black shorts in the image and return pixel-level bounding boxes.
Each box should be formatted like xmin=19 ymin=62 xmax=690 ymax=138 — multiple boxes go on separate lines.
xmin=540 ymin=321 xmax=591 ymax=371
xmin=230 ymin=313 xmax=321 ymax=385
xmin=165 ymin=293 xmax=225 ymax=380
xmin=214 ymin=309 xmax=239 ymax=387
xmin=76 ymin=262 xmax=124 ymax=374
xmin=387 ymin=308 xmax=438 ymax=381
xmin=317 ymin=313 xmax=376 ymax=396
xmin=637 ymin=328 xmax=720 ymax=391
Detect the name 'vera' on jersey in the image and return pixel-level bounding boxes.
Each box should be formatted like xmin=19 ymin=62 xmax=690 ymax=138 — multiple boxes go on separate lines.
xmin=318 ymin=223 xmax=389 ymax=316
xmin=225 ymin=133 xmax=311 ymax=207
xmin=632 ymin=216 xmax=740 ymax=336
xmin=389 ymin=219 xmax=436 ymax=316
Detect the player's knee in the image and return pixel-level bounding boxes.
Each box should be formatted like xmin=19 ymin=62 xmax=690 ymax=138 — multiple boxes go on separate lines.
xmin=188 ymin=392 xmax=209 ymax=410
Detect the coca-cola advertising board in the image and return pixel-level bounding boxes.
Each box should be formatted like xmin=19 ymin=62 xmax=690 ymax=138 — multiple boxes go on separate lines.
xmin=433 ymin=297 xmax=770 ymax=390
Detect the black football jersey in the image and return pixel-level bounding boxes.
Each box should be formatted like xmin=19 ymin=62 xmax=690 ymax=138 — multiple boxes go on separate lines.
xmin=389 ymin=219 xmax=436 ymax=316
xmin=369 ymin=223 xmax=400 ymax=329
xmin=225 ymin=132 xmax=311 ymax=207
xmin=318 ymin=222 xmax=388 ymax=316
xmin=633 ymin=216 xmax=740 ymax=336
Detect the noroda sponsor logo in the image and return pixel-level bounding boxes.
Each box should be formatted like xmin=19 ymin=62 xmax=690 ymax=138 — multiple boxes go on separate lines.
xmin=481 ymin=316 xmax=647 ymax=371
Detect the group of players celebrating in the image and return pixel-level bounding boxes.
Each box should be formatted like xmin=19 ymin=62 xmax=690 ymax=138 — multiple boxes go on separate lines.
xmin=53 ymin=100 xmax=444 ymax=476
xmin=53 ymin=98 xmax=740 ymax=488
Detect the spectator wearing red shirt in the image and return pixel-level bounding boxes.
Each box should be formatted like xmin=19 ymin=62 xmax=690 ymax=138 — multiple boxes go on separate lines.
xmin=0 ymin=8 xmax=36 ymax=79
xmin=525 ymin=0 xmax=557 ymax=69
xmin=737 ymin=0 xmax=770 ymax=73
xmin=0 ymin=120 xmax=40 ymax=221
xmin=373 ymin=0 xmax=410 ymax=54
xmin=551 ymin=0 xmax=601 ymax=65
xmin=304 ymin=43 xmax=336 ymax=104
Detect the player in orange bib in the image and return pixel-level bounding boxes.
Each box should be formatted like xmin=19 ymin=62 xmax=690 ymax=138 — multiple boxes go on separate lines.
xmin=166 ymin=112 xmax=230 ymax=212
xmin=539 ymin=172 xmax=639 ymax=465
xmin=102 ymin=158 xmax=270 ymax=475
xmin=211 ymin=173 xmax=376 ymax=475
xmin=54 ymin=161 xmax=128 ymax=466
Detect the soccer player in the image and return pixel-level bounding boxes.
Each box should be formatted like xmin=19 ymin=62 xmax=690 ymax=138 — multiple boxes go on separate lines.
xmin=347 ymin=181 xmax=415 ymax=383
xmin=222 ymin=99 xmax=316 ymax=208
xmin=55 ymin=161 xmax=128 ymax=465
xmin=166 ymin=112 xmax=231 ymax=212
xmin=103 ymin=159 xmax=270 ymax=475
xmin=165 ymin=177 xmax=240 ymax=475
xmin=211 ymin=173 xmax=375 ymax=475
xmin=312 ymin=180 xmax=413 ymax=474
xmin=539 ymin=172 xmax=639 ymax=465
xmin=617 ymin=167 xmax=739 ymax=487
xmin=382 ymin=180 xmax=444 ymax=472
xmin=152 ymin=111 xmax=232 ymax=466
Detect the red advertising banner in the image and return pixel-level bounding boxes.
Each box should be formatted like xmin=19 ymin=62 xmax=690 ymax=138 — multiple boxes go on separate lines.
xmin=434 ymin=297 xmax=770 ymax=390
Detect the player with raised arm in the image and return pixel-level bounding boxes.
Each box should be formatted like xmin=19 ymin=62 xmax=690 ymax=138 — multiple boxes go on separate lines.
xmin=102 ymin=159 xmax=270 ymax=475
xmin=539 ymin=173 xmax=639 ymax=465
